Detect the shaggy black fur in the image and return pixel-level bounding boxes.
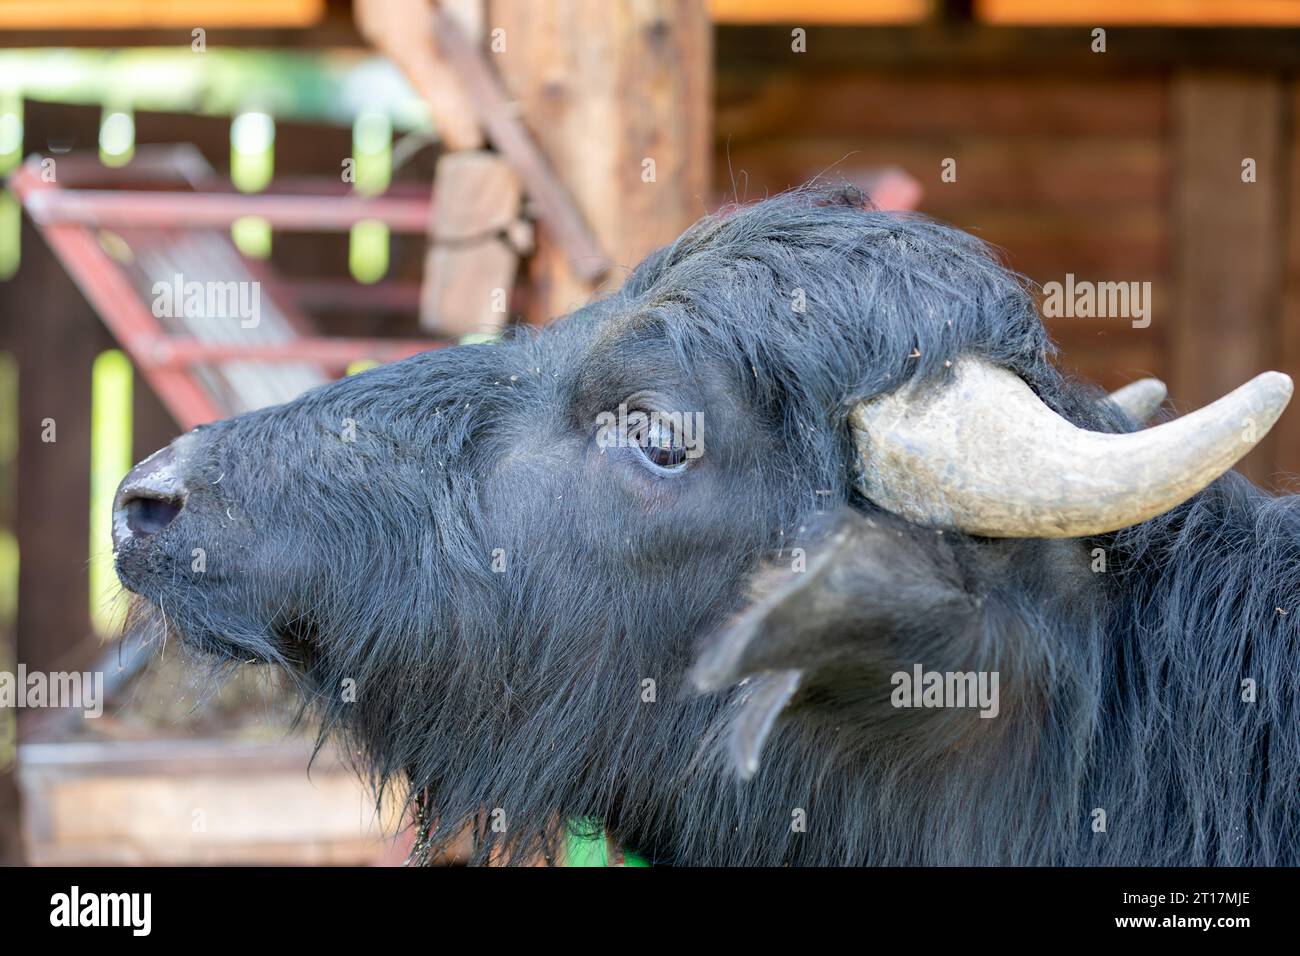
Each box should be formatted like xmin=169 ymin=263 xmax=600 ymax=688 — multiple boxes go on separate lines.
xmin=116 ymin=186 xmax=1299 ymax=865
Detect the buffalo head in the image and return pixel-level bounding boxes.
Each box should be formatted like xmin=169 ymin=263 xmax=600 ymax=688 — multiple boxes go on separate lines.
xmin=113 ymin=187 xmax=1296 ymax=865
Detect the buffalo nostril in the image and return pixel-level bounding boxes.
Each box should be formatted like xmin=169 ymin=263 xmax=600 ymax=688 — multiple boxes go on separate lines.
xmin=113 ymin=436 xmax=195 ymax=550
xmin=124 ymin=494 xmax=183 ymax=537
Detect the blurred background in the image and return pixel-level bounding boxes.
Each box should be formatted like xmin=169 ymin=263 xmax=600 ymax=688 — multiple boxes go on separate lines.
xmin=2 ymin=0 xmax=1300 ymax=865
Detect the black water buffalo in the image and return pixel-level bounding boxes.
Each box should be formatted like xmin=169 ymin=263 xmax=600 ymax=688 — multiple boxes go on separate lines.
xmin=113 ymin=187 xmax=1299 ymax=866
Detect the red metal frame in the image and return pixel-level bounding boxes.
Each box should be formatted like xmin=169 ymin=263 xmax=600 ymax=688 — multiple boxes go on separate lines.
xmin=9 ymin=153 xmax=448 ymax=429
xmin=21 ymin=186 xmax=434 ymax=233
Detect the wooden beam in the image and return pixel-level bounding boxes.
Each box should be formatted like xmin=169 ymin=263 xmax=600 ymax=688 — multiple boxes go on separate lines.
xmin=715 ymin=26 xmax=1300 ymax=73
xmin=979 ymin=0 xmax=1300 ymax=27
xmin=420 ymin=150 xmax=522 ymax=335
xmin=18 ymin=739 xmax=397 ymax=865
xmin=0 ymin=0 xmax=324 ymax=29
xmin=1171 ymin=72 xmax=1287 ymax=486
xmin=432 ymin=6 xmax=609 ymax=286
xmin=1277 ymin=84 xmax=1300 ymax=480
xmin=424 ymin=149 xmax=521 ymax=240
xmin=716 ymin=73 xmax=1169 ymax=141
xmin=710 ymin=0 xmax=933 ymax=23
xmin=11 ymin=215 xmax=108 ymax=676
xmin=0 ymin=10 xmax=363 ymax=49
xmin=355 ymin=0 xmax=484 ymax=151
xmin=488 ymin=0 xmax=713 ymax=320
xmin=0 ymin=319 xmax=18 ymax=864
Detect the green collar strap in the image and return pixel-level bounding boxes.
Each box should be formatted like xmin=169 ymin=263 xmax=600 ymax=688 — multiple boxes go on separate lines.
xmin=564 ymin=820 xmax=650 ymax=867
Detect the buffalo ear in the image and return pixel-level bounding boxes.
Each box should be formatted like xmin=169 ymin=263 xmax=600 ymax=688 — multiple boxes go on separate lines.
xmin=691 ymin=509 xmax=982 ymax=778
xmin=728 ymin=670 xmax=803 ymax=779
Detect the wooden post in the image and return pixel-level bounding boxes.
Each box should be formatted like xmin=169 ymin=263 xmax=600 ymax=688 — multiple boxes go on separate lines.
xmin=1171 ymin=72 xmax=1286 ymax=485
xmin=1278 ymin=85 xmax=1300 ymax=480
xmin=487 ymin=0 xmax=712 ymax=321
xmin=357 ymin=0 xmax=531 ymax=335
xmin=0 ymin=307 xmax=18 ymax=864
xmin=355 ymin=0 xmax=484 ymax=151
xmin=420 ymin=149 xmax=524 ymax=336
xmin=7 ymin=103 xmax=113 ymax=687
xmin=11 ymin=213 xmax=109 ymax=678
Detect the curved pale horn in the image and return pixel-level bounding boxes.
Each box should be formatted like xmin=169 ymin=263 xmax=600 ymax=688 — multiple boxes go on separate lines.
xmin=1107 ymin=378 xmax=1167 ymax=423
xmin=850 ymin=360 xmax=1292 ymax=538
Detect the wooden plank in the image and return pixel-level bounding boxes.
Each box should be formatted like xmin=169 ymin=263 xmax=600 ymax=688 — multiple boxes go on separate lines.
xmin=11 ymin=222 xmax=106 ymax=678
xmin=489 ymin=0 xmax=712 ymax=320
xmin=16 ymin=738 xmax=434 ymax=865
xmin=432 ymin=6 xmax=609 ymax=286
xmin=717 ymin=73 xmax=1169 ymax=140
xmin=23 ymin=770 xmax=392 ymax=865
xmin=944 ymin=208 xmax=1168 ymax=280
xmin=1045 ymin=340 xmax=1170 ymax=395
xmin=1276 ymin=83 xmax=1300 ymax=480
xmin=427 ymin=150 xmax=522 ymax=241
xmin=20 ymin=739 xmax=341 ymax=775
xmin=1047 ymin=330 xmax=1169 ymax=393
xmin=420 ymin=150 xmax=522 ymax=335
xmin=979 ymin=0 xmax=1300 ymax=27
xmin=0 ymin=0 xmax=324 ymax=29
xmin=355 ymin=0 xmax=484 ymax=151
xmin=1171 ymin=72 xmax=1287 ymax=485
xmin=420 ymin=239 xmax=519 ymax=337
xmin=0 ymin=328 xmax=18 ymax=863
xmin=715 ymin=25 xmax=1300 ymax=73
xmin=710 ymin=0 xmax=933 ymax=23
xmin=716 ymin=137 xmax=1166 ymax=209
xmin=0 ymin=8 xmax=364 ymax=51
xmin=3 ymin=103 xmax=105 ymax=710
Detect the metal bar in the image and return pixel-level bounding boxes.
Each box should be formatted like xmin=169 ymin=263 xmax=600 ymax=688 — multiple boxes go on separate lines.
xmin=8 ymin=164 xmax=222 ymax=427
xmin=281 ymin=278 xmax=423 ymax=313
xmin=38 ymin=227 xmax=225 ymax=429
xmin=147 ymin=337 xmax=444 ymax=369
xmin=188 ymin=177 xmax=433 ymax=199
xmin=7 ymin=161 xmax=449 ymax=429
xmin=22 ymin=186 xmax=433 ymax=233
xmin=46 ymin=144 xmax=213 ymax=188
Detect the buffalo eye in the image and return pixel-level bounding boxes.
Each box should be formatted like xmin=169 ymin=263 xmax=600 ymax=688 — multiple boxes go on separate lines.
xmin=635 ymin=414 xmax=691 ymax=474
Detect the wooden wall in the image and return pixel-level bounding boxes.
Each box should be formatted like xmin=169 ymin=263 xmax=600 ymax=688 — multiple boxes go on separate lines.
xmin=715 ymin=26 xmax=1300 ymax=487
